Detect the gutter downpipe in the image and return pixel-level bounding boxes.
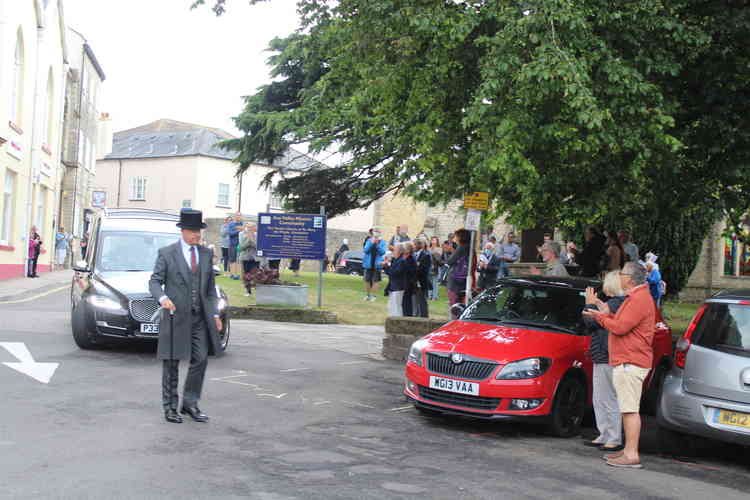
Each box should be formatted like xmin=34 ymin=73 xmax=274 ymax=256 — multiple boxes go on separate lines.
xmin=24 ymin=9 xmax=46 ymax=277
xmin=69 ymin=40 xmax=85 ymax=238
xmin=116 ymin=159 xmax=122 ymax=206
xmin=51 ymin=0 xmax=69 ymax=263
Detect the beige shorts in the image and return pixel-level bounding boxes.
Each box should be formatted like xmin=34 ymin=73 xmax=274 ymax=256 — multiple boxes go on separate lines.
xmin=612 ymin=363 xmax=651 ymax=413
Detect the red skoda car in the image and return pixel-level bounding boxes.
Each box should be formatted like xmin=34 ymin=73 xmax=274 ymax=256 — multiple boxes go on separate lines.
xmin=404 ymin=277 xmax=673 ymax=437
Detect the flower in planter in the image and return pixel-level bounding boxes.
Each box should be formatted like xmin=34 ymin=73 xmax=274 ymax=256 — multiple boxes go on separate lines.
xmin=243 ymin=266 xmax=301 ymax=294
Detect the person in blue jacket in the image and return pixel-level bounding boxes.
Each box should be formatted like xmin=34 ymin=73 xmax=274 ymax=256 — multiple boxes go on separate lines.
xmin=645 ymin=254 xmax=663 ymax=306
xmin=363 ymin=228 xmax=387 ymax=301
xmin=227 ymin=212 xmax=243 ymax=280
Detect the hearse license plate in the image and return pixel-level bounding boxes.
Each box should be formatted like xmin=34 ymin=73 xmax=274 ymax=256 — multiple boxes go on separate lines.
xmin=715 ymin=409 xmax=750 ymax=429
xmin=140 ymin=323 xmax=159 ymax=334
xmin=429 ymin=376 xmax=479 ymax=396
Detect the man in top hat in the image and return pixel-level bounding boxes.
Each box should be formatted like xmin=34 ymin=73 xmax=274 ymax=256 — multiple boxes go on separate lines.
xmin=149 ymin=209 xmax=223 ymax=424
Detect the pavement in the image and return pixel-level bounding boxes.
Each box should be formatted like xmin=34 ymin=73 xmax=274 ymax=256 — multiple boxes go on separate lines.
xmin=1 ymin=287 xmax=749 ymax=499
xmin=0 ymin=269 xmax=73 ymax=302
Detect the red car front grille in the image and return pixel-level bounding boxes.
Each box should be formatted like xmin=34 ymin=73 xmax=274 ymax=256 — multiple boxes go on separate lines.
xmin=426 ymin=352 xmax=497 ymax=380
xmin=418 ymin=386 xmax=501 ymax=411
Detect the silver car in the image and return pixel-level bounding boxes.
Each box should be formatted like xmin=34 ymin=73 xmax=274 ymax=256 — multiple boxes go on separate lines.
xmin=658 ymin=290 xmax=750 ymax=453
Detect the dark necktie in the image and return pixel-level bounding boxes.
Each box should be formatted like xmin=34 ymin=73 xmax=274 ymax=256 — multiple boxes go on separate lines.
xmin=190 ymin=246 xmax=198 ymax=273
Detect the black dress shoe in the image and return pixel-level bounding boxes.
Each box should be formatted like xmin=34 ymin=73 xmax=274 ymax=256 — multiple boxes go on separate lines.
xmin=180 ymin=405 xmax=209 ymax=422
xmin=164 ymin=408 xmax=183 ymax=423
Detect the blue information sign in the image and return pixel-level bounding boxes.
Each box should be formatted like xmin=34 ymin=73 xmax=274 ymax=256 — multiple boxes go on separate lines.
xmin=256 ymin=212 xmax=327 ymax=260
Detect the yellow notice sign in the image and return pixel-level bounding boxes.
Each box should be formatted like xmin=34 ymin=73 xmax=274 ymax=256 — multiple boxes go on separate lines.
xmin=463 ymin=192 xmax=489 ymax=211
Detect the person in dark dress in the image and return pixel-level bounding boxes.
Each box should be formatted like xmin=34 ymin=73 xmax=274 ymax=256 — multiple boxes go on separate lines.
xmin=573 ymin=225 xmax=607 ymax=277
xmin=411 ymin=238 xmax=432 ymax=317
xmin=400 ymin=242 xmax=418 ymax=316
xmin=289 ymin=258 xmax=301 ymax=276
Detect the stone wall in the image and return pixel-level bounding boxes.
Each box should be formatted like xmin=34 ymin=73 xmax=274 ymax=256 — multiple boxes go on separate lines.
xmin=373 ymin=193 xmax=428 ymax=241
xmin=382 ymin=317 xmax=450 ymax=361
xmin=374 ymin=193 xmax=517 ymax=245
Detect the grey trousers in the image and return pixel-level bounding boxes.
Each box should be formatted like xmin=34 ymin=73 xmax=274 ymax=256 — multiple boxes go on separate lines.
xmin=412 ymin=288 xmax=429 ymax=318
xmin=162 ymin=313 xmax=209 ymax=410
xmin=592 ymin=363 xmax=622 ymax=445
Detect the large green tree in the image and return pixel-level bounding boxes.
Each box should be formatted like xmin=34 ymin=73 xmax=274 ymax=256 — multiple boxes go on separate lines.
xmin=194 ymin=0 xmax=749 ymax=295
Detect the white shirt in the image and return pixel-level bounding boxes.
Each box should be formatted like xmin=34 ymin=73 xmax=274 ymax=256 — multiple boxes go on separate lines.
xmin=180 ymin=238 xmax=199 ymax=269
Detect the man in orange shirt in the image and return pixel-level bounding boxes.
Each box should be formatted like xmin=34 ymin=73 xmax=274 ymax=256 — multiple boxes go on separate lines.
xmin=583 ymin=261 xmax=655 ymax=469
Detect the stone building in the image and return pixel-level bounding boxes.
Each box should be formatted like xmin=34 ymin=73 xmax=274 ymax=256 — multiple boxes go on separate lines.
xmin=371 ymin=193 xmax=514 ymax=245
xmin=0 ymin=0 xmax=68 ymax=279
xmin=95 ymin=119 xmax=323 ymax=220
xmin=58 ymin=27 xmax=105 ymax=253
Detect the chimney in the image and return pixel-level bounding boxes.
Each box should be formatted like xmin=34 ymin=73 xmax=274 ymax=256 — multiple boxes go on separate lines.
xmin=97 ymin=112 xmax=113 ymax=158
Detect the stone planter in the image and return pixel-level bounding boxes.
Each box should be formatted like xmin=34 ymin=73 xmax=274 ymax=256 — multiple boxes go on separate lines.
xmin=255 ymin=284 xmax=309 ymax=307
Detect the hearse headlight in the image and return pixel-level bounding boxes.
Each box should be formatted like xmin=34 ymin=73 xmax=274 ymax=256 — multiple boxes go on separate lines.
xmin=408 ymin=342 xmax=424 ymax=367
xmin=88 ymin=295 xmax=125 ymax=311
xmin=496 ymin=357 xmax=551 ymax=380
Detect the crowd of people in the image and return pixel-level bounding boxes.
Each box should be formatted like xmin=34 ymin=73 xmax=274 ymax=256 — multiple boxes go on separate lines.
xmin=355 ymin=224 xmax=666 ymax=319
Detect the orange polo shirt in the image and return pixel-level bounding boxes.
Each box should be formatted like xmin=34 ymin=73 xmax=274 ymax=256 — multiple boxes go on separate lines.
xmin=598 ymin=284 xmax=655 ymax=369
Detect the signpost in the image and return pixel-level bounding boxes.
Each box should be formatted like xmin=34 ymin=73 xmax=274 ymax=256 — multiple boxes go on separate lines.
xmin=463 ymin=193 xmax=489 ymax=304
xmin=463 ymin=192 xmax=489 ymax=211
xmin=257 ymin=211 xmax=328 ymax=307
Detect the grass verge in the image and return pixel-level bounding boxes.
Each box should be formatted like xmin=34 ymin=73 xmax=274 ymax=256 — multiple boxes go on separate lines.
xmin=218 ymin=270 xmax=702 ymax=330
xmin=217 ymin=270 xmax=450 ymax=325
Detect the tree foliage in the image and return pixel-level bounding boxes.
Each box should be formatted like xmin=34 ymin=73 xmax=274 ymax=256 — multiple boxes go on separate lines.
xmin=194 ymin=0 xmax=750 ymax=294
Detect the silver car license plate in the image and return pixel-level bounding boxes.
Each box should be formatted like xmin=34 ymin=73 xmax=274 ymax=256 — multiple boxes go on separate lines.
xmin=140 ymin=323 xmax=159 ymax=334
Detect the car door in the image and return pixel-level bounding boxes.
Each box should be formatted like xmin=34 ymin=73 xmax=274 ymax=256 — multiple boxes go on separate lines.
xmin=683 ymin=300 xmax=750 ymax=404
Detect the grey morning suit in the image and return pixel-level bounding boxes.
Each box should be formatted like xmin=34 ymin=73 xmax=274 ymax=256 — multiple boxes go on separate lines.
xmin=149 ymin=241 xmax=222 ymax=410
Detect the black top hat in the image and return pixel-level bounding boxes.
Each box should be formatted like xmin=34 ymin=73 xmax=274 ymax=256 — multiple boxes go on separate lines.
xmin=176 ymin=209 xmax=207 ymax=229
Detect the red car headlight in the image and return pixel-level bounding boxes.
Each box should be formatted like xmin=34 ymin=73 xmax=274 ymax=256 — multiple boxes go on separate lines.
xmin=407 ymin=342 xmax=424 ymax=367
xmin=496 ymin=357 xmax=551 ymax=380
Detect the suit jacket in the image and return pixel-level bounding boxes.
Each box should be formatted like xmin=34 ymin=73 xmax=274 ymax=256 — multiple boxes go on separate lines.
xmin=414 ymin=251 xmax=432 ymax=291
xmin=148 ymin=241 xmax=222 ymax=361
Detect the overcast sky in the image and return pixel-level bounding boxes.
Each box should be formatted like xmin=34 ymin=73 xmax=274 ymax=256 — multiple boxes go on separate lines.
xmin=63 ymin=0 xmax=300 ymax=137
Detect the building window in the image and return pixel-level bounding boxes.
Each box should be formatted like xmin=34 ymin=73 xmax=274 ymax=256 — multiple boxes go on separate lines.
xmin=35 ymin=187 xmax=46 ymax=237
xmin=182 ymin=199 xmax=192 ymax=209
xmin=723 ymin=236 xmax=750 ymax=277
xmin=269 ymin=192 xmax=283 ymax=210
xmin=129 ymin=177 xmax=147 ymax=201
xmin=217 ymin=183 xmax=230 ymax=207
xmin=10 ymin=30 xmax=24 ymax=127
xmin=1 ymin=171 xmax=17 ymax=244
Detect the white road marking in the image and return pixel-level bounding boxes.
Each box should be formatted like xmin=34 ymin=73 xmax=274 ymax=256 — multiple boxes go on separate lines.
xmin=0 ymin=285 xmax=69 ymax=305
xmin=314 ymin=401 xmax=332 ymax=406
xmin=388 ymin=406 xmax=413 ymax=412
xmin=338 ymin=360 xmax=368 ymax=366
xmin=258 ymin=393 xmax=288 ymax=399
xmin=279 ymin=368 xmax=312 ymax=373
xmin=0 ymin=342 xmax=59 ymax=384
xmin=210 ymin=374 xmax=253 ymax=381
xmin=340 ymin=400 xmax=376 ymax=409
